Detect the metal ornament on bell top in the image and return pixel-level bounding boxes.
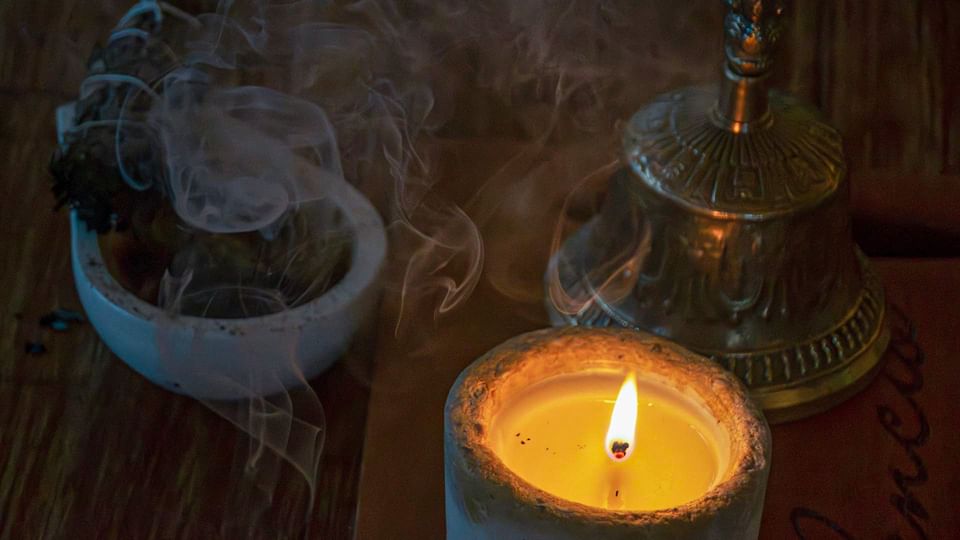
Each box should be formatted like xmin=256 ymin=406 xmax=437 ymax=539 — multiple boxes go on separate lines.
xmin=546 ymin=0 xmax=889 ymax=423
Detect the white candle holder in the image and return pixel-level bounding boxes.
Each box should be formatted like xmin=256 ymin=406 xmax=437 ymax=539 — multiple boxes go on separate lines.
xmin=444 ymin=327 xmax=771 ymax=539
xmin=68 ymin=176 xmax=385 ymax=400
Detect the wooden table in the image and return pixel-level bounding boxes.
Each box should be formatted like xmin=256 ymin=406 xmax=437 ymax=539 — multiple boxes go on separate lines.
xmin=357 ymin=258 xmax=960 ymax=539
xmin=1 ymin=1 xmax=958 ymax=539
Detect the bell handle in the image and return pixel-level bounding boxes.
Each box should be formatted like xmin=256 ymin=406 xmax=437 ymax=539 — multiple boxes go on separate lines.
xmin=715 ymin=0 xmax=787 ymax=131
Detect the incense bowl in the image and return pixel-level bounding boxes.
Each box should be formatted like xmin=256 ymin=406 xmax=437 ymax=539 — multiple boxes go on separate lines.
xmin=70 ymin=180 xmax=384 ymax=400
xmin=58 ymin=97 xmax=386 ymax=400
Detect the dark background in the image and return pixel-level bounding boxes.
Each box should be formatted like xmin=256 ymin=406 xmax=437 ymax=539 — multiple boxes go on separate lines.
xmin=1 ymin=1 xmax=958 ymax=538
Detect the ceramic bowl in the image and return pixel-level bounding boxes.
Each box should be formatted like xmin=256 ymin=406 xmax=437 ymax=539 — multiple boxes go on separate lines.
xmin=70 ymin=191 xmax=385 ymax=400
xmin=59 ymin=97 xmax=386 ymax=400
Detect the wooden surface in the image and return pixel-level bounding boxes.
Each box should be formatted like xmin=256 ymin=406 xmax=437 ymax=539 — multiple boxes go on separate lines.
xmin=357 ymin=260 xmax=960 ymax=539
xmin=1 ymin=4 xmax=370 ymax=538
xmin=1 ymin=0 xmax=958 ymax=539
xmin=764 ymin=260 xmax=960 ymax=539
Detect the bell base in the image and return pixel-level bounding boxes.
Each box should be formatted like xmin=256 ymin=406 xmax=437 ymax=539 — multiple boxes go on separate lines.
xmin=750 ymin=310 xmax=889 ymax=424
xmin=546 ymin=221 xmax=891 ymax=424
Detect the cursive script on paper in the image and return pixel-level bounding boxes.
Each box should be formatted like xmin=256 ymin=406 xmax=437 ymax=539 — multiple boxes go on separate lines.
xmin=791 ymin=306 xmax=930 ymax=540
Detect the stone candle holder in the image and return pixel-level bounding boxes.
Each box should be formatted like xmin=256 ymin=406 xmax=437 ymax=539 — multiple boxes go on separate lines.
xmin=444 ymin=327 xmax=771 ymax=539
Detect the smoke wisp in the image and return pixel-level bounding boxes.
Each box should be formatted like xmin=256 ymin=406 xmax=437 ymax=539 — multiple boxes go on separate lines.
xmin=71 ymin=0 xmax=725 ymax=530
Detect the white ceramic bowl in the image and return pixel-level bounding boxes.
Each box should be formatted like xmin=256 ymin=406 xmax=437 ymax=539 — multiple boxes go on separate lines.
xmin=70 ymin=184 xmax=386 ymax=400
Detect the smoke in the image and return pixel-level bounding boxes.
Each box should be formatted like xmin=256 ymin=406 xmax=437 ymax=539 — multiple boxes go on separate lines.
xmin=397 ymin=0 xmax=720 ymax=319
xmin=152 ymin=80 xmax=340 ymax=234
xmin=79 ymin=0 xmax=725 ymax=530
xmin=93 ymin=0 xmax=488 ymax=525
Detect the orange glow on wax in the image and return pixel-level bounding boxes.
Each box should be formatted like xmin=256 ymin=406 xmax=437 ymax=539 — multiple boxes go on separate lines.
xmin=490 ymin=372 xmax=722 ymax=510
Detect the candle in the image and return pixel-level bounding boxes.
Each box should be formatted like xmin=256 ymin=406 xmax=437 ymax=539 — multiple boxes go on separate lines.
xmin=490 ymin=372 xmax=723 ymax=511
xmin=444 ymin=327 xmax=771 ymax=539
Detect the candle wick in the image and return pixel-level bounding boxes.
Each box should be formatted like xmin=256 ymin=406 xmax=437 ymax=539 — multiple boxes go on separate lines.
xmin=610 ymin=440 xmax=629 ymax=460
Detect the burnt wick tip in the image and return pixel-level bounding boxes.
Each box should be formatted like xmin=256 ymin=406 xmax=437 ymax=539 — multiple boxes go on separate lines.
xmin=610 ymin=440 xmax=629 ymax=460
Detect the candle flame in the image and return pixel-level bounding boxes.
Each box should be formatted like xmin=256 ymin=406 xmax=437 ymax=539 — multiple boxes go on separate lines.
xmin=605 ymin=373 xmax=638 ymax=461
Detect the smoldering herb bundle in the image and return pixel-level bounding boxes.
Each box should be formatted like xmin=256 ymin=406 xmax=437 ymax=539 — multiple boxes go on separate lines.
xmin=50 ymin=4 xmax=352 ymax=318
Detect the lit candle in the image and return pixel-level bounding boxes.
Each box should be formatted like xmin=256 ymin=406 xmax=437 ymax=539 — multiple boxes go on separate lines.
xmin=491 ymin=371 xmax=722 ymax=512
xmin=444 ymin=327 xmax=771 ymax=539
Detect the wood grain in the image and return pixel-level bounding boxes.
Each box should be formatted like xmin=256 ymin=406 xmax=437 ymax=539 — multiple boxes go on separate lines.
xmin=0 ymin=147 xmax=372 ymax=538
xmin=357 ymin=257 xmax=960 ymax=539
xmin=0 ymin=3 xmax=370 ymax=538
xmin=1 ymin=0 xmax=958 ymax=539
xmin=780 ymin=0 xmax=960 ymax=176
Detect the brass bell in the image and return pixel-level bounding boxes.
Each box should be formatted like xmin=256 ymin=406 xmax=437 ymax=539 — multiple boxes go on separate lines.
xmin=547 ymin=0 xmax=889 ymax=423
